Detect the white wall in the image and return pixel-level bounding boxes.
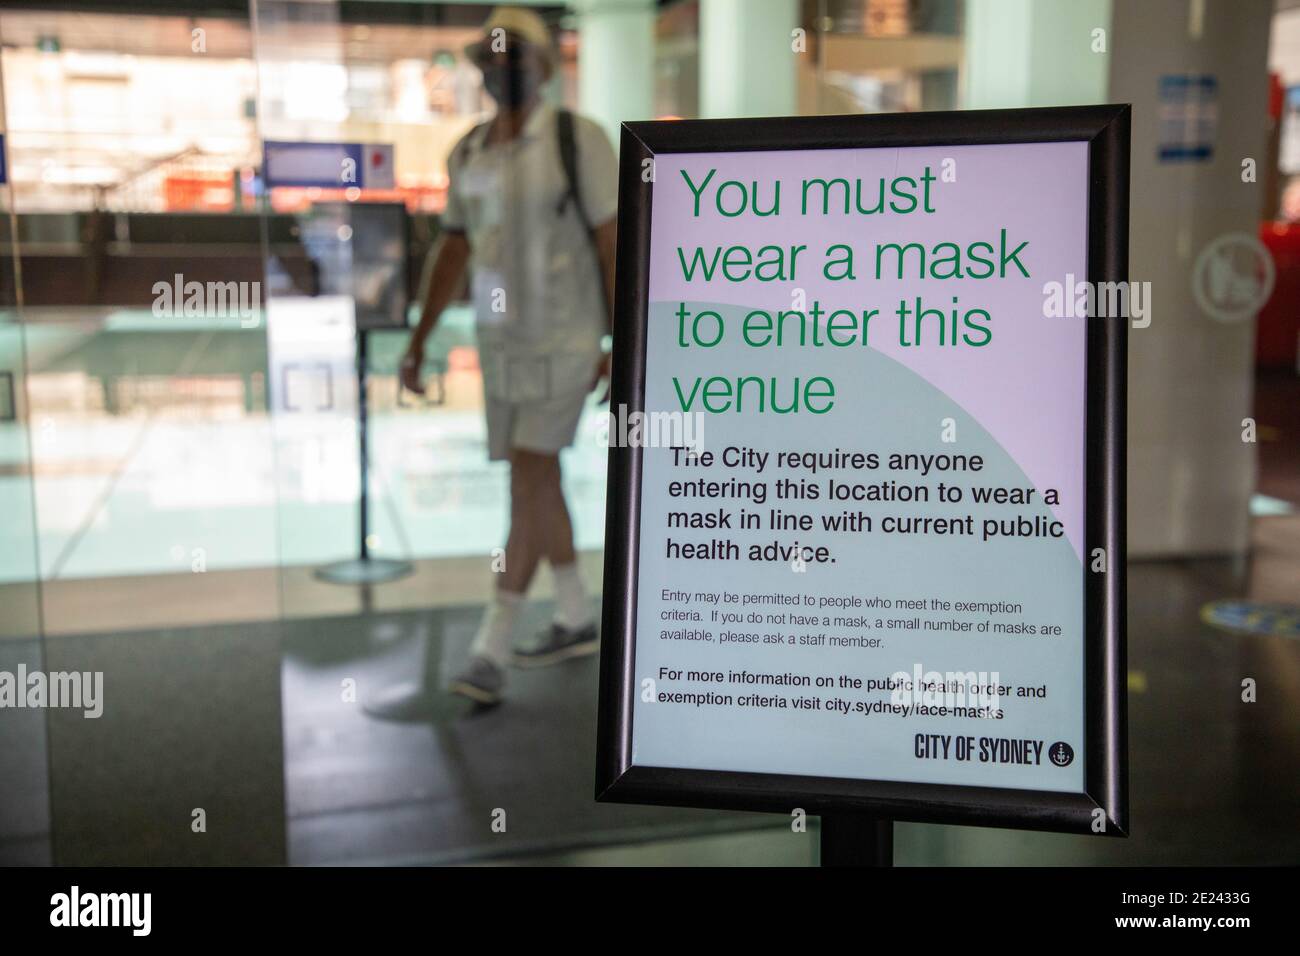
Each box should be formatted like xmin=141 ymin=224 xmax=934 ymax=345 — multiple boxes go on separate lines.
xmin=1111 ymin=0 xmax=1270 ymax=557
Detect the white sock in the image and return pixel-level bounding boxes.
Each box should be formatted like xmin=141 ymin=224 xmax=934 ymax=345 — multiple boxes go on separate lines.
xmin=469 ymin=590 xmax=524 ymax=667
xmin=551 ymin=562 xmax=593 ymax=630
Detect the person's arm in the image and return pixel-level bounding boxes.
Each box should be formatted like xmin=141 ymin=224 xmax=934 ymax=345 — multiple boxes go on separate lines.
xmin=401 ymin=231 xmax=470 ymax=393
xmin=574 ymin=116 xmax=620 ymax=399
xmin=594 ymin=218 xmax=616 ymax=332
xmin=590 ymin=218 xmax=617 ymax=399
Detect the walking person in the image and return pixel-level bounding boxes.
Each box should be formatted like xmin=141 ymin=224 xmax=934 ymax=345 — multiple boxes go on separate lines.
xmin=400 ymin=6 xmax=618 ymax=705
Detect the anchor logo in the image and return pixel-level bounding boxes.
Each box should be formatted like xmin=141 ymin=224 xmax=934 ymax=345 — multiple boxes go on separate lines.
xmin=1048 ymin=741 xmax=1075 ymax=767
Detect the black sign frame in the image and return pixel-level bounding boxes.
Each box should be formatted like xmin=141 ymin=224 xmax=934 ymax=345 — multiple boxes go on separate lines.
xmin=595 ymin=105 xmax=1129 ymax=836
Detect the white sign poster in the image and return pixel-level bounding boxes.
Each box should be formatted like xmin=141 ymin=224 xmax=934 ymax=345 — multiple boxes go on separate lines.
xmin=597 ymin=108 xmax=1128 ymax=835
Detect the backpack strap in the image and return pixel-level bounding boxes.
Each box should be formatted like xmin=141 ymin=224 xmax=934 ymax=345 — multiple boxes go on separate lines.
xmin=556 ymin=108 xmax=587 ymax=224
xmin=556 ymin=108 xmax=611 ymax=318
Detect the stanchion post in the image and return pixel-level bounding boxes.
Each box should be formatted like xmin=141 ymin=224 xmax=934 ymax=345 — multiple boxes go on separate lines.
xmin=356 ymin=327 xmax=369 ymax=562
xmin=820 ymin=815 xmax=893 ymax=867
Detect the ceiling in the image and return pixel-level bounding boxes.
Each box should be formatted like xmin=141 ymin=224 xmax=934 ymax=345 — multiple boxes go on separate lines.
xmin=0 ymin=8 xmax=489 ymax=62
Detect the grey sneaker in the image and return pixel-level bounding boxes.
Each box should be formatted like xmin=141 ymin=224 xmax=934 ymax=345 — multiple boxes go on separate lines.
xmin=448 ymin=656 xmax=505 ymax=706
xmin=512 ymin=621 xmax=599 ymax=668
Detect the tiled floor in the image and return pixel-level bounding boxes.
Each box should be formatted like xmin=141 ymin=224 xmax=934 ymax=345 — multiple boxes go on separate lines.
xmin=3 ymin=527 xmax=1296 ymax=866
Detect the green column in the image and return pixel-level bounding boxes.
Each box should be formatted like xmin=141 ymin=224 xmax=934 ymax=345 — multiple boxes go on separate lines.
xmin=699 ymin=0 xmax=799 ymax=119
xmin=964 ymin=0 xmax=1112 ymax=109
xmin=572 ymin=0 xmax=656 ymax=147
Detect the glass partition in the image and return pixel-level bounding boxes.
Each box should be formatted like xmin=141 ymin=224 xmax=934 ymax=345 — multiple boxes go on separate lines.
xmin=0 ymin=41 xmax=51 ymax=865
xmin=250 ymin=0 xmax=633 ymax=866
xmin=0 ymin=5 xmax=286 ymax=865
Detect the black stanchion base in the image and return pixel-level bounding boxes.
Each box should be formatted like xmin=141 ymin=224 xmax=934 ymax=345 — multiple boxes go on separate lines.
xmin=358 ymin=612 xmax=490 ymax=723
xmin=314 ymin=557 xmax=414 ymax=585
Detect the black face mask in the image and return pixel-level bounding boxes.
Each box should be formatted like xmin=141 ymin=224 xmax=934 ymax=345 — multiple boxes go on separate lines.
xmin=481 ymin=61 xmax=541 ymax=107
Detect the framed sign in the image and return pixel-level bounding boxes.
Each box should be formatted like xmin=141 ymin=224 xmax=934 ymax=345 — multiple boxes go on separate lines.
xmin=595 ymin=106 xmax=1128 ymax=835
xmin=302 ymin=201 xmax=410 ymax=330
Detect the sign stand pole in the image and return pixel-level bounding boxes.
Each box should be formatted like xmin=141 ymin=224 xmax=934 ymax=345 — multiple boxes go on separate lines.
xmin=314 ymin=328 xmax=413 ymax=585
xmin=820 ymin=815 xmax=893 ymax=867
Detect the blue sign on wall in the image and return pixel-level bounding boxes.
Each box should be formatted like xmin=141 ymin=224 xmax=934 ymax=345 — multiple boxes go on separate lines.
xmin=262 ymin=140 xmax=394 ymax=190
xmin=1158 ymin=74 xmax=1217 ymax=163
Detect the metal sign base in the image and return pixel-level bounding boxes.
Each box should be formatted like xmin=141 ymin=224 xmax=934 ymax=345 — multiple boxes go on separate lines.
xmin=820 ymin=815 xmax=894 ymax=867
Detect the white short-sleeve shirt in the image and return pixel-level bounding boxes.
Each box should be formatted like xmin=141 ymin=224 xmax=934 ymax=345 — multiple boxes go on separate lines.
xmin=443 ymin=103 xmax=617 ymax=402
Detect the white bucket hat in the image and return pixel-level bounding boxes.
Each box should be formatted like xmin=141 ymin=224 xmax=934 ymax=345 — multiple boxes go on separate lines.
xmin=465 ymin=6 xmax=557 ymax=66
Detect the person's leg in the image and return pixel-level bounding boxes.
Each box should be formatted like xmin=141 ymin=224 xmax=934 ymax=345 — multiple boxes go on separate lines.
xmin=466 ymin=449 xmax=549 ymax=672
xmin=507 ymin=449 xmax=597 ymax=668
xmin=538 ymin=457 xmax=576 ymax=567
xmin=534 ymin=459 xmax=594 ymax=631
xmin=499 ymin=448 xmax=553 ymax=593
xmin=467 ymin=392 xmax=595 ymax=678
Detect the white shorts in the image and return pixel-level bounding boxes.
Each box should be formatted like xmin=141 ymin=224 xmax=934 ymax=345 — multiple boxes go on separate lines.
xmin=485 ymin=389 xmax=588 ymax=462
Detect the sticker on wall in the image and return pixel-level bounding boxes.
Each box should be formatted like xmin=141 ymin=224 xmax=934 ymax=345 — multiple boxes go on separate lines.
xmin=1158 ymin=74 xmax=1217 ymax=163
xmin=1202 ymin=600 xmax=1300 ymax=639
xmin=1191 ymin=232 xmax=1276 ymax=322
